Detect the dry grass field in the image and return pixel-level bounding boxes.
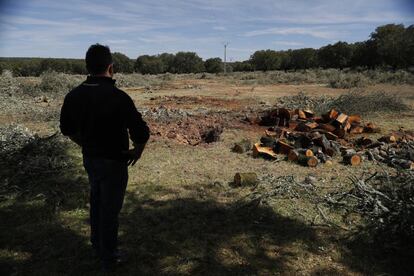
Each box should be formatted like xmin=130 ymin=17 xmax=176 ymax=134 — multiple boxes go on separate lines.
xmin=1 ymin=72 xmax=414 ymax=275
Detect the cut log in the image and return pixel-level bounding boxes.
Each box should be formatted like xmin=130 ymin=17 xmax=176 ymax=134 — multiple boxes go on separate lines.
xmin=336 ymin=113 xmax=349 ymax=125
xmin=288 ymin=149 xmax=300 ymax=161
xmin=344 ymin=121 xmax=352 ymax=132
xmin=316 ymin=152 xmax=329 ymax=163
xmin=391 ymin=130 xmax=414 ymax=142
xmin=234 ymin=173 xmax=258 ymax=187
xmin=314 ymin=117 xmax=324 ymax=123
xmin=333 ymin=128 xmax=346 ymax=138
xmin=295 ymin=122 xmax=312 ymax=132
xmin=348 ymin=114 xmax=362 ymax=125
xmin=366 ymin=141 xmax=384 ymax=149
xmin=318 ymin=123 xmax=337 ymax=133
xmin=313 ymin=134 xmax=331 ymax=152
xmin=322 ymin=109 xmax=339 ymax=122
xmin=343 ymin=153 xmax=362 ymax=166
xmin=265 ymin=128 xmax=286 ymax=139
xmin=325 ymin=148 xmax=336 ymax=157
xmin=311 ymin=146 xmax=323 ymax=155
xmin=378 ymin=135 xmax=397 ymax=143
xmin=298 ymin=155 xmax=319 ymax=167
xmin=306 ymin=122 xmax=319 ymax=130
xmin=308 ymin=131 xmax=322 ymax=140
xmin=295 ymin=109 xmax=307 ymax=119
xmin=232 ymin=139 xmax=252 ymax=153
xmin=391 ymin=159 xmax=414 ymax=170
xmin=260 ymin=136 xmax=277 ymax=147
xmin=296 ymin=148 xmax=315 ymax=157
xmin=274 ymin=127 xmax=286 ymax=138
xmin=350 ymin=125 xmax=364 ymax=134
xmin=275 ymin=140 xmax=294 ymax=155
xmin=304 ymin=149 xmax=315 ymax=157
xmin=355 ymin=136 xmax=374 ymax=146
xmin=288 ymin=121 xmax=299 ymax=130
xmin=341 ymin=148 xmax=357 ymax=156
xmin=260 ymin=108 xmax=292 ymax=126
xmin=303 ymin=109 xmax=315 ymax=118
xmin=293 ymin=134 xmax=312 ymax=149
xmin=330 ymin=141 xmax=341 ymax=154
xmin=324 ymin=132 xmax=338 ymax=141
xmin=252 ymin=143 xmax=277 ymax=159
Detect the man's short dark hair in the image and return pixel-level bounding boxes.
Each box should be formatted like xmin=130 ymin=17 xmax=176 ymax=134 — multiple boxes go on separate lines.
xmin=85 ymin=44 xmax=113 ymax=75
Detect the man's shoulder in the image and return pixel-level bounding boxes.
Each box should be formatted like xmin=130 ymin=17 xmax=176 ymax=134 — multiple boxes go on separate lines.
xmin=65 ymin=82 xmax=86 ymax=100
xmin=114 ymin=87 xmax=133 ymax=102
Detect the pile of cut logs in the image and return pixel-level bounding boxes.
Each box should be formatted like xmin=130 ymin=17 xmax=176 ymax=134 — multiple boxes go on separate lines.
xmin=241 ymin=107 xmax=414 ymax=169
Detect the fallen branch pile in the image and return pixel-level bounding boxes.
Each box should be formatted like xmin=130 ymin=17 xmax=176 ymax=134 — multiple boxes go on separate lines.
xmin=327 ymin=170 xmax=414 ymax=244
xmin=243 ymin=107 xmax=413 ymax=169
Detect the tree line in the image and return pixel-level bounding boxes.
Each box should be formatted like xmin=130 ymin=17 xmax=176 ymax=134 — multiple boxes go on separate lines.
xmin=1 ymin=24 xmax=412 ymax=76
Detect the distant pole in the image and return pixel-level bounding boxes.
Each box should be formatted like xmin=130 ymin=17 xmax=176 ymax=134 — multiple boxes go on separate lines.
xmin=223 ymin=42 xmax=229 ymax=74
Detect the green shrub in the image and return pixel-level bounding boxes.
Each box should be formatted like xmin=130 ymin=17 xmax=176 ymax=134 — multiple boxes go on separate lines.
xmin=38 ymin=71 xmax=82 ymax=94
xmin=328 ymin=72 xmax=371 ymax=88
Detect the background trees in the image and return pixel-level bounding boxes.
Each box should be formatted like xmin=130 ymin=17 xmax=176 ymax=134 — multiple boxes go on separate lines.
xmin=134 ymin=55 xmax=165 ymax=74
xmin=250 ymin=50 xmax=281 ymax=71
xmin=204 ymin=58 xmax=223 ymax=73
xmin=1 ymin=24 xmax=413 ymax=76
xmin=112 ymin=52 xmax=134 ymax=73
xmin=171 ymin=52 xmax=205 ymax=73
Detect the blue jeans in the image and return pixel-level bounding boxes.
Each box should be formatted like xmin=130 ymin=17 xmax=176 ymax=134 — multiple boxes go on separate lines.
xmin=83 ymin=156 xmax=128 ymax=263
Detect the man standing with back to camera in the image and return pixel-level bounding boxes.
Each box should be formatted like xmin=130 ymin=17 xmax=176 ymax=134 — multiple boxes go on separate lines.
xmin=60 ymin=44 xmax=150 ymax=271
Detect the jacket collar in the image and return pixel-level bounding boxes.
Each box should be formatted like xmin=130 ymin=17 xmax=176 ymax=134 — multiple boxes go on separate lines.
xmin=85 ymin=75 xmax=116 ymax=85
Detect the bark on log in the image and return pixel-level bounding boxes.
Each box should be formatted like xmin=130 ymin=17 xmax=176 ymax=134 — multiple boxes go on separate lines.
xmin=303 ymin=109 xmax=315 ymax=118
xmin=391 ymin=159 xmax=414 ymax=170
xmin=318 ymin=123 xmax=337 ymax=133
xmin=325 ymin=147 xmax=336 ymax=157
xmin=313 ymin=134 xmax=331 ymax=153
xmin=355 ymin=137 xmax=374 ymax=146
xmin=343 ymin=153 xmax=362 ymax=166
xmin=333 ymin=128 xmax=346 ymax=138
xmin=341 ymin=148 xmax=357 ymax=156
xmin=252 ymin=143 xmax=278 ymax=159
xmin=276 ymin=140 xmax=294 ymax=155
xmin=298 ymin=155 xmax=319 ymax=167
xmin=323 ymin=109 xmax=339 ymax=122
xmin=324 ymin=132 xmax=338 ymax=141
xmin=232 ymin=139 xmax=252 ymax=153
xmin=378 ymin=135 xmax=397 ymax=143
xmin=288 ymin=149 xmax=300 ymax=161
xmin=260 ymin=136 xmax=277 ymax=147
xmin=306 ymin=122 xmax=319 ymax=129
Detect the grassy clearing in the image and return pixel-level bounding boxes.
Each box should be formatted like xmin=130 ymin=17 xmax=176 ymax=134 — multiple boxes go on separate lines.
xmin=1 ymin=72 xmax=414 ymax=275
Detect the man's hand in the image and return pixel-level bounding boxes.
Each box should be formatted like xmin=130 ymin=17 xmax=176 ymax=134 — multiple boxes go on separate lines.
xmin=123 ymin=143 xmax=146 ymax=166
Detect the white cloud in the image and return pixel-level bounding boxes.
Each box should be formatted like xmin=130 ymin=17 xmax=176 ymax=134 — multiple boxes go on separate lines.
xmin=244 ymin=27 xmax=340 ymax=39
xmin=213 ymin=26 xmax=227 ymax=31
xmin=273 ymin=41 xmax=304 ymax=46
xmin=0 ymin=0 xmax=413 ymax=59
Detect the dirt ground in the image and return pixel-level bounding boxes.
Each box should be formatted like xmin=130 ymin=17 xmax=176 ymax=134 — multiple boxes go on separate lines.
xmin=2 ymin=76 xmax=414 ymax=275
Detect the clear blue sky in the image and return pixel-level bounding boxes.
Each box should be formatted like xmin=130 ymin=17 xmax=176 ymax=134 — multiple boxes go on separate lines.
xmin=0 ymin=0 xmax=413 ymax=61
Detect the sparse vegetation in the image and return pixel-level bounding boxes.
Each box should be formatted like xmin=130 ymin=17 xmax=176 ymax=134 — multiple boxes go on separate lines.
xmin=1 ymin=66 xmax=414 ymax=275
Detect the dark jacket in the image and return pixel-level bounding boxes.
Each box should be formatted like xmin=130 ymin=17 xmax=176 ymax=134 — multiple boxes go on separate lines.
xmin=60 ymin=76 xmax=150 ymax=160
